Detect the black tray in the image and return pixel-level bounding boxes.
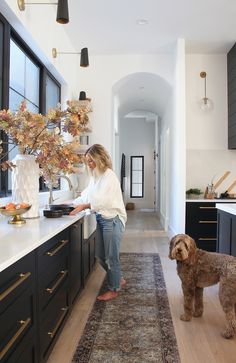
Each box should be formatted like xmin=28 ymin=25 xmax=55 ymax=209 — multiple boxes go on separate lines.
xmin=49 ymin=204 xmax=74 ymax=215
xmin=43 ymin=209 xmax=63 ymax=218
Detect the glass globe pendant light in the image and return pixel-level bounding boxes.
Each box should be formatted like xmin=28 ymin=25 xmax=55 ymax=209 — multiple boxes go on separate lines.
xmin=199 ymin=71 xmax=213 ymax=111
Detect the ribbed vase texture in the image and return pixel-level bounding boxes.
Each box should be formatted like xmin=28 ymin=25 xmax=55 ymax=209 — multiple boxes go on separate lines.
xmin=12 ymin=154 xmax=39 ymax=218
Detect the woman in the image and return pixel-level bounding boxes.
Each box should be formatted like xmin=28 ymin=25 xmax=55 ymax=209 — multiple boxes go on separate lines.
xmin=70 ymin=144 xmax=127 ymax=301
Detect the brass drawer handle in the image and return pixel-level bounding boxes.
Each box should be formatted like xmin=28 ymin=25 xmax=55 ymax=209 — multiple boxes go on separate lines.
xmin=45 ymin=239 xmax=69 ymax=257
xmin=199 ymin=238 xmax=217 ymax=241
xmin=0 ymin=317 xmax=31 ymax=360
xmin=47 ymin=307 xmax=68 ymax=339
xmin=199 ymin=207 xmax=216 ymax=209
xmin=198 ymin=220 xmax=217 ymax=224
xmin=0 ymin=272 xmax=31 ymax=302
xmin=46 ymin=270 xmax=68 ymax=294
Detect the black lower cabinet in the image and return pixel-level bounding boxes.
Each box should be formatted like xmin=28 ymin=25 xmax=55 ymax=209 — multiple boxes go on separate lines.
xmin=82 ymin=230 xmax=97 ymax=286
xmin=217 ymin=209 xmax=236 ymax=256
xmin=0 ymin=219 xmax=96 ymax=363
xmin=186 ymin=202 xmax=217 ymax=251
xmin=82 ymin=239 xmax=90 ymax=285
xmin=69 ymin=220 xmax=83 ymax=305
xmin=0 ymin=251 xmax=37 ymax=363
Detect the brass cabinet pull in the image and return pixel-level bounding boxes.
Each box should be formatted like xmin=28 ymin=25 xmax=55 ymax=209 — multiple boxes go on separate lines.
xmin=199 ymin=238 xmax=217 ymax=241
xmin=46 ymin=270 xmax=68 ymax=294
xmin=45 ymin=239 xmax=69 ymax=257
xmin=199 ymin=220 xmax=217 ymax=224
xmin=0 ymin=272 xmax=31 ymax=302
xmin=199 ymin=206 xmax=216 ymax=209
xmin=0 ymin=317 xmax=31 ymax=360
xmin=47 ymin=307 xmax=68 ymax=339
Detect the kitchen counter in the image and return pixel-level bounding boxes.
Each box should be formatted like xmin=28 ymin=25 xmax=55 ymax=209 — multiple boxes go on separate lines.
xmin=0 ymin=209 xmax=86 ymax=272
xmin=216 ymin=203 xmax=236 ymax=216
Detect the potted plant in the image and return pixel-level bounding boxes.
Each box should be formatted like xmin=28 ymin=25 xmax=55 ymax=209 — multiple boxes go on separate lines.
xmin=186 ymin=188 xmax=202 ymax=199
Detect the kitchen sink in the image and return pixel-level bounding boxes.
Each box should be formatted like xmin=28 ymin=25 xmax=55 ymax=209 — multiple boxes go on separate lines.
xmin=83 ymin=211 xmax=97 ymax=239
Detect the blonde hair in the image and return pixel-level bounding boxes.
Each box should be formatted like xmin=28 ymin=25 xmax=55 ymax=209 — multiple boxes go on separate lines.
xmin=85 ymin=144 xmax=112 ymax=172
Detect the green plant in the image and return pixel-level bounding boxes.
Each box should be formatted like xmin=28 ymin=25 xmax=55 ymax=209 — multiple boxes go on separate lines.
xmin=186 ymin=188 xmax=202 ymax=195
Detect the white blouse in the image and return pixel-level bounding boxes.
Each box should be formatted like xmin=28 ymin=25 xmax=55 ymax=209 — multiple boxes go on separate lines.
xmin=73 ymin=168 xmax=127 ymax=226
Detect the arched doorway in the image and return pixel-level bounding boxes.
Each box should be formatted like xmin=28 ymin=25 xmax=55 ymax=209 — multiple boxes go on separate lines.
xmin=112 ymin=72 xmax=171 ymax=225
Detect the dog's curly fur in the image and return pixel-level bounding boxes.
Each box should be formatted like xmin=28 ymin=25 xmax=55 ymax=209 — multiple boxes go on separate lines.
xmin=169 ymin=233 xmax=236 ymax=339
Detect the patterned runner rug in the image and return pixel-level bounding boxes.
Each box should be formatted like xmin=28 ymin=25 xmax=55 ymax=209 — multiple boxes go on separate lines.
xmin=72 ymin=253 xmax=180 ymax=363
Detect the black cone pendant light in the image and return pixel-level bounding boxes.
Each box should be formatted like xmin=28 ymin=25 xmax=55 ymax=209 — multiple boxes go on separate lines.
xmin=17 ymin=0 xmax=69 ymax=24
xmin=56 ymin=0 xmax=69 ymax=24
xmin=80 ymin=48 xmax=89 ymax=67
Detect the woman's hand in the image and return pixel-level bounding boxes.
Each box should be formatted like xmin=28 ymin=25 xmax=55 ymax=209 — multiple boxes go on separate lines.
xmin=69 ymin=205 xmax=85 ymax=215
xmin=69 ymin=203 xmax=91 ymax=215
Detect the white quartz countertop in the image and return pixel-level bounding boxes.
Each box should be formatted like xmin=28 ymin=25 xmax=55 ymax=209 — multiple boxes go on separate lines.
xmin=216 ymin=203 xmax=236 ymax=216
xmin=0 ymin=210 xmax=85 ymax=272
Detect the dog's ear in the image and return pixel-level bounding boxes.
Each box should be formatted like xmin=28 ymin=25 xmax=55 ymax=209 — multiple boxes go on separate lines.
xmin=169 ymin=235 xmax=177 ymax=259
xmin=186 ymin=236 xmax=197 ymax=261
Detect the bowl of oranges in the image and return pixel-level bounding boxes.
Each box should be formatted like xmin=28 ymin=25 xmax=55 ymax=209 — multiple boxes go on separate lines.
xmin=0 ymin=202 xmax=31 ymax=224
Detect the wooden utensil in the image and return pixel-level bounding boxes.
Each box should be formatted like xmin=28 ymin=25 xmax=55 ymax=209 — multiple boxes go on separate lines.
xmin=225 ymin=180 xmax=236 ymax=193
xmin=213 ymin=171 xmax=231 ymax=190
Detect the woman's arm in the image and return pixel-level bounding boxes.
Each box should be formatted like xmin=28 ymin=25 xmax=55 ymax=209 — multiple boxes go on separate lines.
xmin=69 ymin=203 xmax=91 ymax=215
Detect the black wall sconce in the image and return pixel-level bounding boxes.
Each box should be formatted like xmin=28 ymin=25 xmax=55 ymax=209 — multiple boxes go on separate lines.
xmin=52 ymin=47 xmax=89 ymax=67
xmin=17 ymin=0 xmax=69 ymax=24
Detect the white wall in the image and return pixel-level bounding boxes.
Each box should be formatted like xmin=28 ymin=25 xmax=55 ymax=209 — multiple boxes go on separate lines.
xmin=119 ymin=117 xmax=155 ymax=209
xmin=186 ymin=54 xmax=236 ymax=195
xmin=168 ymin=39 xmax=186 ymax=235
xmin=77 ymin=54 xmax=174 ymax=155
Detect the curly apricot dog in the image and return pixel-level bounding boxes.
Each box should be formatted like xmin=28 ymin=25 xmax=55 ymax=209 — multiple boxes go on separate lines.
xmin=169 ymin=233 xmax=236 ymax=339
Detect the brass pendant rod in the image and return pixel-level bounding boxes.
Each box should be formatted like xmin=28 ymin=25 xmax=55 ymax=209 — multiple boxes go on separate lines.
xmin=24 ymin=2 xmax=57 ymax=4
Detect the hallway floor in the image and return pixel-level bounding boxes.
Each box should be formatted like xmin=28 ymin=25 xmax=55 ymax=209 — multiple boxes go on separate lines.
xmin=48 ymin=210 xmax=236 ymax=363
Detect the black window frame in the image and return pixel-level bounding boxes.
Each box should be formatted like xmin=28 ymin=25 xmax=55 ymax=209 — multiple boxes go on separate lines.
xmin=0 ymin=13 xmax=61 ymax=196
xmin=130 ymin=155 xmax=144 ymax=198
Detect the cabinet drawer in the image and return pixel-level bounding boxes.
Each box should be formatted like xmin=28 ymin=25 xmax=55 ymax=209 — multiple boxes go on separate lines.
xmin=0 ymin=251 xmax=35 ymax=315
xmin=37 ymin=229 xmax=69 ymax=274
xmin=0 ymin=288 xmax=35 ymax=362
xmin=196 ymin=238 xmax=217 ymax=252
xmin=39 ymin=281 xmax=69 ymax=361
xmin=186 ymin=202 xmax=217 ymax=221
xmin=5 ymin=329 xmax=37 ymax=363
xmin=38 ymin=254 xmax=69 ymax=311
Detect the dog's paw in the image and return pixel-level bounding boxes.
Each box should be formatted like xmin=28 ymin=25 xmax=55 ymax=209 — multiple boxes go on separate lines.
xmin=180 ymin=314 xmax=192 ymax=321
xmin=193 ymin=310 xmax=203 ymax=318
xmin=221 ymin=329 xmax=234 ymax=339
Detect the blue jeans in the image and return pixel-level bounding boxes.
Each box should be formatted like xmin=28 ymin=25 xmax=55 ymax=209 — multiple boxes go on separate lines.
xmin=96 ymin=214 xmax=125 ymax=291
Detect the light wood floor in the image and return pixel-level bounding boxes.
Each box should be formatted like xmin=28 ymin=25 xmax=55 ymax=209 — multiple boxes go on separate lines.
xmin=48 ymin=210 xmax=236 ymax=363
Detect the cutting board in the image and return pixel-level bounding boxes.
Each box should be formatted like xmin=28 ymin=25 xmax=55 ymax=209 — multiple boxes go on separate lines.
xmin=213 ymin=171 xmax=231 ymax=190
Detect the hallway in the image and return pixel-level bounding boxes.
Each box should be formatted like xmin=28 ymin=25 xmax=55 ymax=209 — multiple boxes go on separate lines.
xmin=48 ymin=211 xmax=236 ymax=363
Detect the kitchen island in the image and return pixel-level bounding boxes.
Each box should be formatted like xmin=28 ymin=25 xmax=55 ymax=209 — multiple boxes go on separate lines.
xmin=216 ymin=203 xmax=236 ymax=256
xmin=185 ymin=198 xmax=236 ymax=252
xmin=0 ymin=210 xmax=97 ymax=363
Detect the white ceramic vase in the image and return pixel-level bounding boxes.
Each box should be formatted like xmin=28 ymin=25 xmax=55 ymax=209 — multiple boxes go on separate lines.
xmin=12 ymin=154 xmax=40 ymax=218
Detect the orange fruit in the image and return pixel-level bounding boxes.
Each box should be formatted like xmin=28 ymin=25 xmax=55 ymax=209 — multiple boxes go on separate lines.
xmin=19 ymin=203 xmax=29 ymax=209
xmin=5 ymin=203 xmax=16 ymax=210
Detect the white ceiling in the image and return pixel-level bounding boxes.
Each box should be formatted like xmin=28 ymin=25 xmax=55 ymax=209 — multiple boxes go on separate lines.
xmin=63 ymin=0 xmax=236 ymax=117
xmin=66 ymin=0 xmax=236 ymax=55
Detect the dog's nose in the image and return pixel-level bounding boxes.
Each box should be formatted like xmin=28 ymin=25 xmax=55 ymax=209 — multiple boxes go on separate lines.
xmin=177 ymin=247 xmax=182 ymax=252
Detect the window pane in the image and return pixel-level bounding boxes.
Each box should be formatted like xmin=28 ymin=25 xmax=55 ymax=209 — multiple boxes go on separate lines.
xmin=0 ymin=21 xmax=3 ymax=108
xmin=25 ymin=57 xmax=39 ymax=106
xmin=46 ymin=75 xmax=60 ymax=112
xmin=10 ymin=40 xmax=25 ymax=95
xmin=130 ymin=156 xmax=144 ymax=198
xmin=132 ymin=158 xmax=139 ymax=170
xmin=9 ymin=88 xmax=24 ymax=111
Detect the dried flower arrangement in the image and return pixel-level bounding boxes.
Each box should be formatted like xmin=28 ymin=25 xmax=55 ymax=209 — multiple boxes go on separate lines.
xmin=0 ymin=99 xmax=92 ymax=186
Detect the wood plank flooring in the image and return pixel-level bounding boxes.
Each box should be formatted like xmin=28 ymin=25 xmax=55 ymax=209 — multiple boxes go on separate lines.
xmin=47 ymin=210 xmax=236 ymax=363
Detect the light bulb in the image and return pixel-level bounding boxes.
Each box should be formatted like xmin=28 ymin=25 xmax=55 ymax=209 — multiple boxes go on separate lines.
xmin=199 ymin=97 xmax=213 ymax=112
